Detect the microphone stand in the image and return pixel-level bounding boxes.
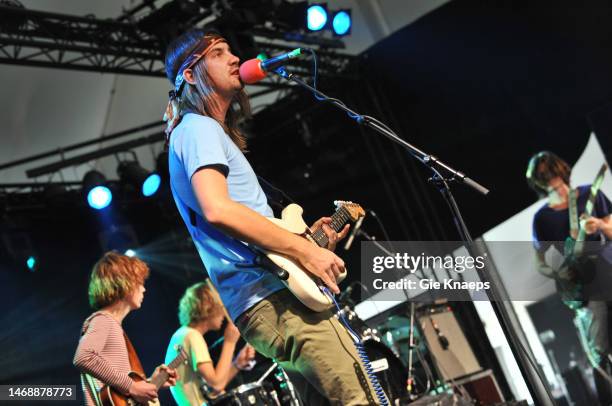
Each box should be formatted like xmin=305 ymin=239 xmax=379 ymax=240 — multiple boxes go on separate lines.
xmin=356 ymin=228 xmax=394 ymax=257
xmin=273 ymin=66 xmax=554 ymax=405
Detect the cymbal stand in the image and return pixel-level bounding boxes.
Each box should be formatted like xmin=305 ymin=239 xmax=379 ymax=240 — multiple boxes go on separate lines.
xmin=407 ymin=300 xmax=418 ymax=400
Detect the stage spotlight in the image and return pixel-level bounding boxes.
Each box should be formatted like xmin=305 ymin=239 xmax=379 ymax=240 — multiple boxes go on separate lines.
xmin=142 ymin=173 xmax=161 ymax=197
xmin=332 ymin=10 xmax=351 ymax=36
xmin=307 ymin=4 xmax=328 ymax=31
xmin=83 ymin=170 xmax=112 ymax=210
xmin=124 ymin=249 xmax=136 ymax=257
xmin=118 ymin=161 xmax=160 ymax=197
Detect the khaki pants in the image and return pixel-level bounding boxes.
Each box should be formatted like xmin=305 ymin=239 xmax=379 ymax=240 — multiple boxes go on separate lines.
xmin=235 ymin=289 xmax=386 ymax=405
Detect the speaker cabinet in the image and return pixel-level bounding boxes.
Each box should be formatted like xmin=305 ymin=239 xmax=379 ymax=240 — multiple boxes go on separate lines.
xmin=418 ymin=307 xmax=482 ymax=381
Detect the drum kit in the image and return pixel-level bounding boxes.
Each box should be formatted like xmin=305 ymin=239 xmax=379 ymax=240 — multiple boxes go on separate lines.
xmin=205 ymin=298 xmax=439 ymax=406
xmin=204 ymin=362 xmax=299 ymax=406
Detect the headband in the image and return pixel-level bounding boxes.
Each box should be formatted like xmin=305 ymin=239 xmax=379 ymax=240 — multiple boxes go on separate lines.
xmin=163 ymin=34 xmax=225 ymax=137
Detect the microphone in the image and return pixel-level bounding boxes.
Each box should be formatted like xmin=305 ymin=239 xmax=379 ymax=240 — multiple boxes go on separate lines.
xmin=343 ymin=214 xmax=365 ymax=251
xmin=209 ymin=336 xmax=224 ymax=349
xmin=239 ymin=48 xmax=309 ymax=84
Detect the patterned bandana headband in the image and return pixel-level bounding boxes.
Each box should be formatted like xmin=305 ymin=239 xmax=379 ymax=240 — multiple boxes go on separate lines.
xmin=163 ymin=34 xmax=225 ymax=137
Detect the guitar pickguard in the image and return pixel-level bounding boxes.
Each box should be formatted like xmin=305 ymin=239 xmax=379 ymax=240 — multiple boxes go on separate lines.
xmin=262 ymin=203 xmax=355 ymax=311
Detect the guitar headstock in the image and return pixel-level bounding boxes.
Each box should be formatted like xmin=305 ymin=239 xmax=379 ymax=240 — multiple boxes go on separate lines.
xmin=334 ymin=200 xmax=365 ymax=221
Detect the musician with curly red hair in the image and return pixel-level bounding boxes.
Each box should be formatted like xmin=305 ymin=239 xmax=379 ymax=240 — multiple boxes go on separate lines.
xmin=73 ymin=252 xmax=177 ymax=406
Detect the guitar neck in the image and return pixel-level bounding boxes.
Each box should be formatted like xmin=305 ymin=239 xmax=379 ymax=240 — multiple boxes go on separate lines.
xmin=310 ymin=206 xmax=351 ymax=248
xmin=584 ymin=185 xmax=601 ymax=219
xmin=577 ymin=164 xmax=607 ymax=241
xmin=149 ymin=353 xmax=184 ymax=390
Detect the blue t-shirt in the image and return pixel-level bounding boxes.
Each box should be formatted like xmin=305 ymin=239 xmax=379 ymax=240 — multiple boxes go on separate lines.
xmin=532 ymin=185 xmax=612 ymax=298
xmin=533 ymin=185 xmax=612 ymax=248
xmin=168 ymin=113 xmax=285 ymax=321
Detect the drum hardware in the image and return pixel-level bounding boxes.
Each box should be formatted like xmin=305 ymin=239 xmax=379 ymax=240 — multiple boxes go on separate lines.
xmin=209 ymin=381 xmax=276 ymax=406
xmin=336 ymin=302 xmax=412 ymax=403
xmin=207 ymin=362 xmax=300 ymax=406
xmin=336 ymin=305 xmax=380 ymax=342
xmin=362 ymin=338 xmax=409 ymax=402
xmin=256 ymin=362 xmax=300 ymax=406
xmin=407 ymin=301 xmax=417 ymax=400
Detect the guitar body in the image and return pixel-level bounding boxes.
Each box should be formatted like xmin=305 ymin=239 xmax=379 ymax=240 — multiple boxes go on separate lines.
xmin=559 ymin=236 xmax=583 ymax=309
xmin=264 ymin=203 xmax=348 ymax=312
xmin=555 ymin=164 xmax=609 ymax=367
xmin=99 ymin=372 xmax=160 ymax=406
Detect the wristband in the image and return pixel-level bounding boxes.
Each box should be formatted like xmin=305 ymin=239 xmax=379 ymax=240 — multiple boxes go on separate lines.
xmin=233 ymin=359 xmax=256 ymax=371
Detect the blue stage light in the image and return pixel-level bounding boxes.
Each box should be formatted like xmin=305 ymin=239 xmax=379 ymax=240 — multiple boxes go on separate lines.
xmin=332 ymin=10 xmax=351 ymax=36
xmin=87 ymin=185 xmax=113 ymax=210
xmin=124 ymin=249 xmax=136 ymax=257
xmin=307 ymin=4 xmax=328 ymax=31
xmin=118 ymin=161 xmax=160 ymax=198
xmin=142 ymin=173 xmax=161 ymax=197
xmin=83 ymin=170 xmax=112 ymax=210
xmin=26 ymin=256 xmax=36 ymax=271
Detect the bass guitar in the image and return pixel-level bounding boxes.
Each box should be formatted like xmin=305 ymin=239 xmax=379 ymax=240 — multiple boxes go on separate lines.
xmin=554 ymin=164 xmax=609 ymax=372
xmin=558 ymin=163 xmax=608 ymax=309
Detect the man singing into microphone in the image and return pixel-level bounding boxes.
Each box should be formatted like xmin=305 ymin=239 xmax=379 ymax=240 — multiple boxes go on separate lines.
xmin=165 ymin=282 xmax=255 ymax=406
xmin=163 ymin=29 xmax=383 ymax=405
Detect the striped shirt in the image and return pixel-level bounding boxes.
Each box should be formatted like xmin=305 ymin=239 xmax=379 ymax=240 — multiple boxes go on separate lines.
xmin=73 ymin=312 xmax=133 ymax=406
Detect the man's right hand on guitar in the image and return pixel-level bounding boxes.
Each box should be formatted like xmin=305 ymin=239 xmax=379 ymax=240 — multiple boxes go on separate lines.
xmin=151 ymin=364 xmax=179 ymax=389
xmin=299 ymin=245 xmax=344 ymax=294
xmin=556 ymin=266 xmax=576 ymax=280
xmin=128 ymin=380 xmax=158 ymax=403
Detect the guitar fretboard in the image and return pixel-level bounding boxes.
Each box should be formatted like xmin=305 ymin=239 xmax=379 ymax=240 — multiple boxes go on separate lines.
xmin=577 ymin=164 xmax=607 ymax=242
xmin=311 ymin=206 xmax=352 ymax=248
xmin=150 ymin=350 xmax=186 ymax=390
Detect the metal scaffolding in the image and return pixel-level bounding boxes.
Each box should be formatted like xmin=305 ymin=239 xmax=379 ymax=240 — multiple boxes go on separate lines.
xmin=0 ymin=1 xmax=362 ymax=184
xmin=0 ymin=4 xmax=165 ymax=76
xmin=0 ymin=3 xmax=359 ymax=82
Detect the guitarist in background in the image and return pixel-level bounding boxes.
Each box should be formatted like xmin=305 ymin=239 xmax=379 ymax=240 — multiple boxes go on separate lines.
xmin=73 ymin=252 xmax=178 ymax=406
xmin=163 ymin=29 xmax=384 ymax=404
xmin=165 ymin=281 xmax=255 ymax=406
xmin=527 ymin=151 xmax=612 ymax=403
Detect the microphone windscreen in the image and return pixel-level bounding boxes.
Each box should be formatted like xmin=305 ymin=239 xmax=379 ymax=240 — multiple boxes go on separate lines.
xmin=239 ymin=59 xmax=267 ymax=85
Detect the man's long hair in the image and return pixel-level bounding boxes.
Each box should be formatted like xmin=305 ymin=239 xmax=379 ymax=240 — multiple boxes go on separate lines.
xmin=165 ymin=29 xmax=250 ymax=151
xmin=526 ymin=151 xmax=571 ymax=196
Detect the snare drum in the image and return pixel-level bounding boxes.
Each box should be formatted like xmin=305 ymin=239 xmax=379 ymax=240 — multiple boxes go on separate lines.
xmin=209 ymin=382 xmax=278 ymax=406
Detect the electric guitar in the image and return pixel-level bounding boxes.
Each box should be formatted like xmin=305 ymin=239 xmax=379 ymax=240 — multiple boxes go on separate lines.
xmin=258 ymin=200 xmax=365 ymax=312
xmin=558 ymin=163 xmax=608 ymax=309
xmin=99 ymin=346 xmax=187 ymax=406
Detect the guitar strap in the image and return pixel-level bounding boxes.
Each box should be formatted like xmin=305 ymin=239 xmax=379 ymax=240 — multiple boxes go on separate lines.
xmin=123 ymin=333 xmax=146 ymax=377
xmin=569 ymin=188 xmax=579 ymax=240
xmin=83 ymin=373 xmax=103 ymax=406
